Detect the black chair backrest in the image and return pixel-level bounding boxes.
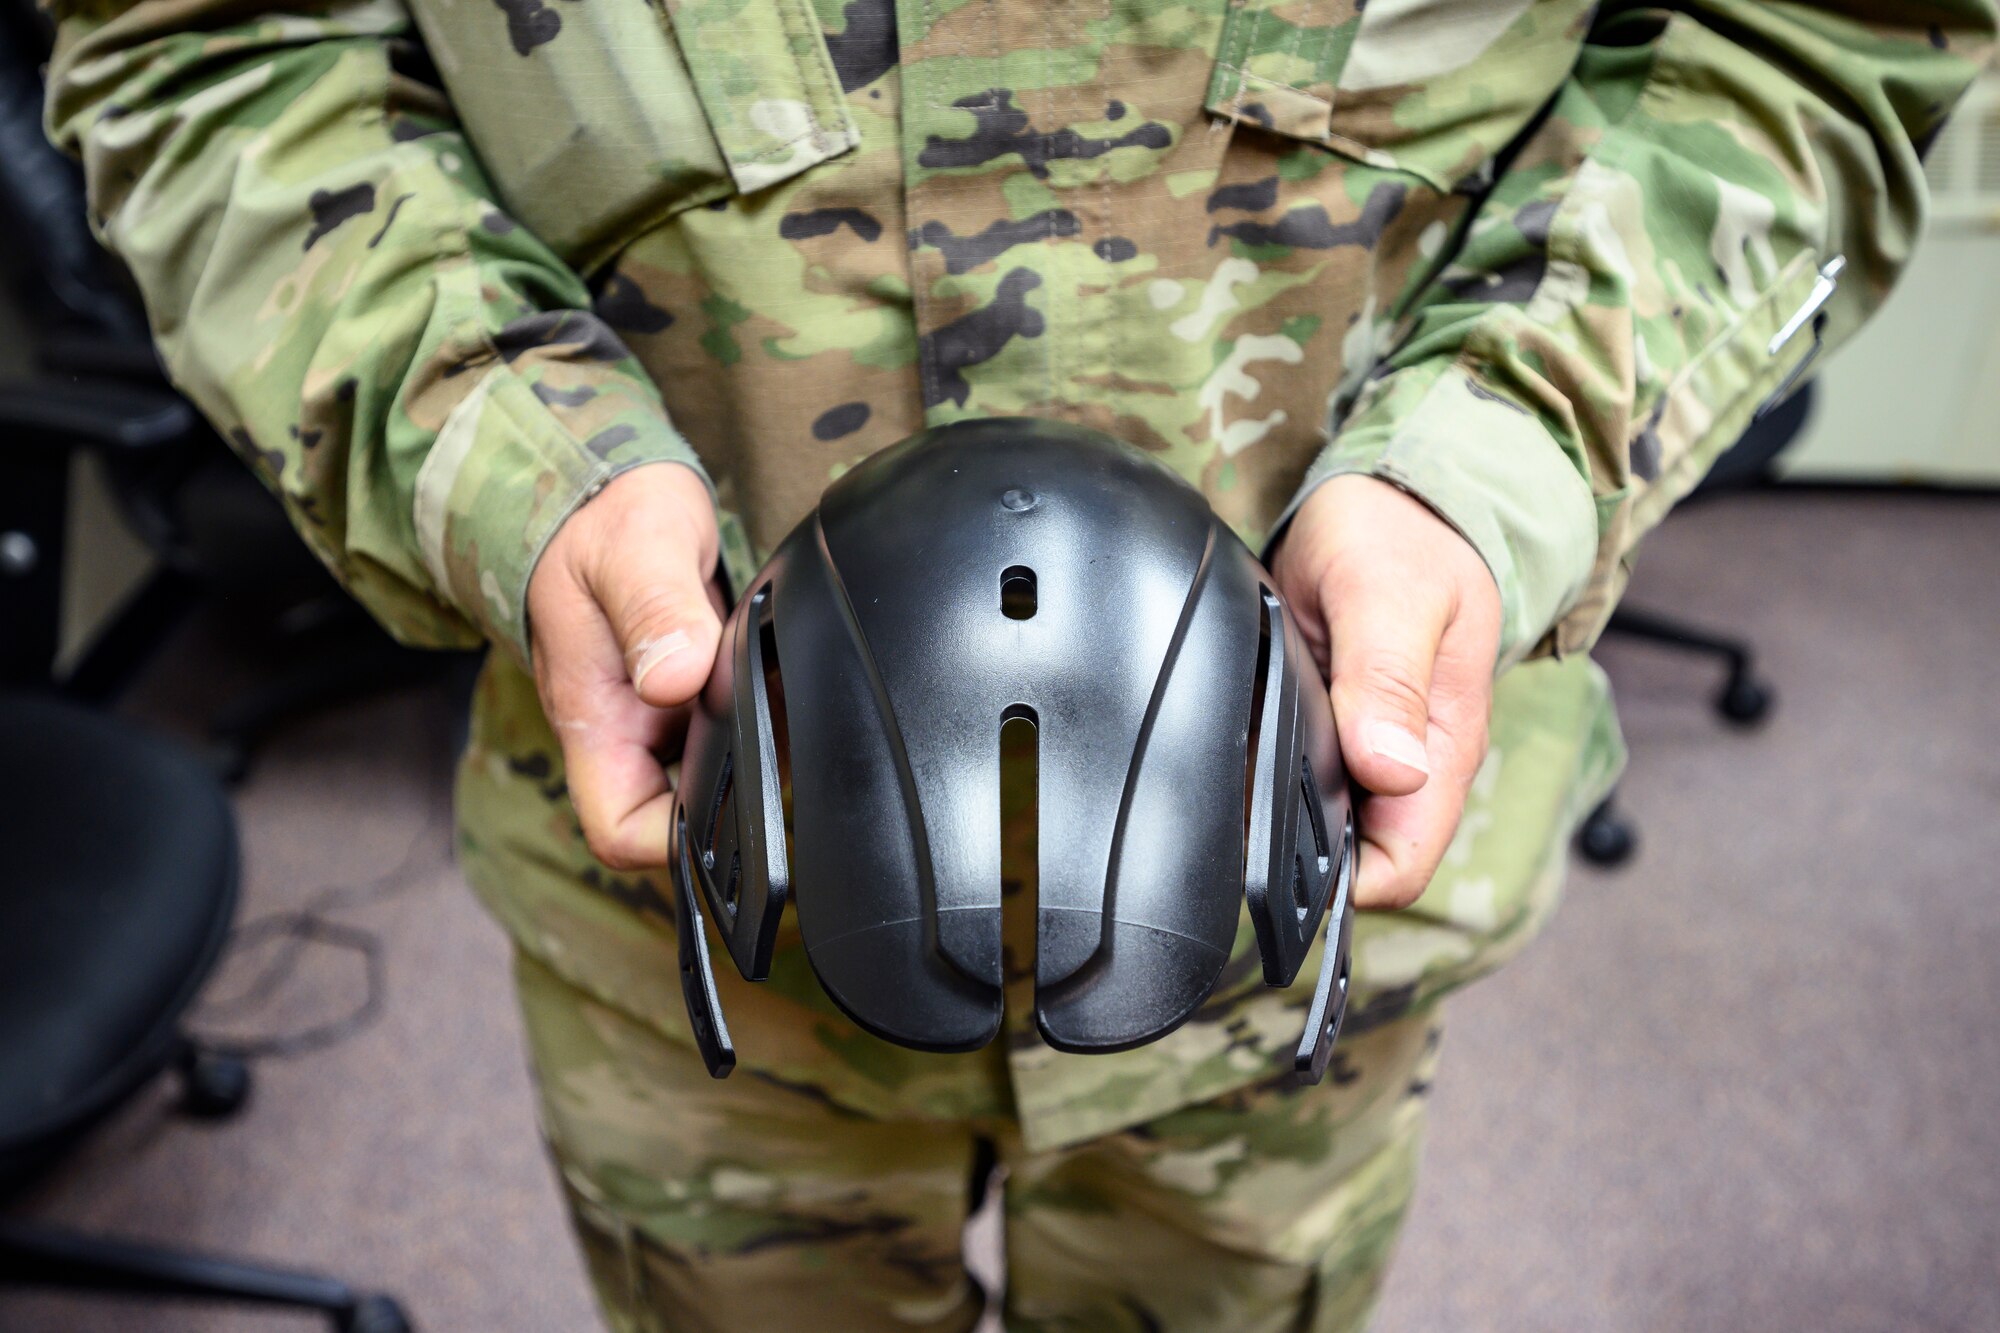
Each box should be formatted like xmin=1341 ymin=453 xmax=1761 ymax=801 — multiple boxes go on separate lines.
xmin=0 ymin=3 xmax=148 ymax=344
xmin=1696 ymin=382 xmax=1816 ymax=496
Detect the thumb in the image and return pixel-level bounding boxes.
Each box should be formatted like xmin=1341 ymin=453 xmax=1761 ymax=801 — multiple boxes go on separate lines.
xmin=597 ymin=556 xmax=723 ymax=710
xmin=1324 ymin=578 xmax=1446 ymax=798
xmin=573 ymin=471 xmax=724 ymax=710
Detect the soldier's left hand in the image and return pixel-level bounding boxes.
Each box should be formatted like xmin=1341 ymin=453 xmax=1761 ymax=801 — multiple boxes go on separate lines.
xmin=1270 ymin=475 xmax=1502 ymax=911
xmin=527 ymin=462 xmax=725 ymax=872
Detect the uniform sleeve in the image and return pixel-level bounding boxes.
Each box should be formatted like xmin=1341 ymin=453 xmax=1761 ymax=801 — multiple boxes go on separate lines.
xmin=44 ymin=0 xmax=712 ymax=664
xmin=1285 ymin=1 xmax=1995 ymax=666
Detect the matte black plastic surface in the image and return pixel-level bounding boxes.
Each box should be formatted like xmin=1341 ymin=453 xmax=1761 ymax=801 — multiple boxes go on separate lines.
xmin=671 ymin=419 xmax=1356 ymax=1076
xmin=0 ymin=695 xmax=238 ymax=1163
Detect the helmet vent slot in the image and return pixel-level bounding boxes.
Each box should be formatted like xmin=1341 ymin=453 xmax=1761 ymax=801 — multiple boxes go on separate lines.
xmin=722 ymin=849 xmax=742 ymax=911
xmin=755 ymin=595 xmax=796 ymax=866
xmin=1301 ymin=755 xmax=1331 ymax=875
xmin=702 ymin=752 xmax=733 ymax=871
xmin=999 ymin=705 xmax=1040 ymax=970
xmin=1293 ymin=756 xmax=1333 ymax=926
xmin=1243 ymin=590 xmax=1274 ymax=861
xmin=1001 ymin=566 xmax=1038 ymax=620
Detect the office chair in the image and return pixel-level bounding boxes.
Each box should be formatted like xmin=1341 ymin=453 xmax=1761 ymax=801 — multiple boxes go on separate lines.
xmin=0 ymin=693 xmax=413 ymax=1331
xmin=0 ymin=1 xmax=458 ymax=779
xmin=1575 ymin=385 xmax=1814 ymax=866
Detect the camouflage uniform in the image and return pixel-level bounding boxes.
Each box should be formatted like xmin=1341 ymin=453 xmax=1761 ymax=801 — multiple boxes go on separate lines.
xmin=44 ymin=0 xmax=1991 ymax=1324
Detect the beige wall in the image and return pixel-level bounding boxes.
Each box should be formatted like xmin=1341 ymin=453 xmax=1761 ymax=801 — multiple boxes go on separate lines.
xmin=1785 ymin=229 xmax=2000 ymax=487
xmin=1784 ymin=68 xmax=2000 ymax=487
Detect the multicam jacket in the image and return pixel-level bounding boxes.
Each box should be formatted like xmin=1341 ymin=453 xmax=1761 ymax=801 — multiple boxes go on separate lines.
xmin=46 ymin=0 xmax=1993 ymax=1147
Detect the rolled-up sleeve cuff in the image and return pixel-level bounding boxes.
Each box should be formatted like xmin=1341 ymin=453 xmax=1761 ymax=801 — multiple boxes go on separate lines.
xmin=1270 ymin=360 xmax=1599 ymax=668
xmin=411 ymin=359 xmax=712 ymax=667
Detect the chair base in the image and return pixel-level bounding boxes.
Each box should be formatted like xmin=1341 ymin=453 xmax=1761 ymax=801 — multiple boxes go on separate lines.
xmin=1603 ymin=606 xmax=1776 ymax=727
xmin=173 ymin=1039 xmax=250 ymax=1120
xmin=0 ymin=1219 xmax=413 ymax=1331
xmin=1576 ymin=793 xmax=1638 ymax=868
xmin=1584 ymin=606 xmax=1780 ymax=871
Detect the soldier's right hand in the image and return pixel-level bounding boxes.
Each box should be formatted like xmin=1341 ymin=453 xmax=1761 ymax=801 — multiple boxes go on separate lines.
xmin=527 ymin=463 xmax=724 ymax=871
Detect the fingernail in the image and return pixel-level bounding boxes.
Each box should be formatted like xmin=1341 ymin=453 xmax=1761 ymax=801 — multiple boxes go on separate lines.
xmin=631 ymin=629 xmax=694 ymax=692
xmin=1364 ymin=720 xmax=1431 ymax=777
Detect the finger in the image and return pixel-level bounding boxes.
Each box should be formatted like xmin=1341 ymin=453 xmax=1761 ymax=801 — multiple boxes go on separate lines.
xmin=1351 ymin=607 xmax=1497 ymax=910
xmin=580 ymin=490 xmax=724 ymax=712
xmin=530 ymin=559 xmax=684 ymax=871
xmin=1324 ymin=571 xmax=1450 ymax=798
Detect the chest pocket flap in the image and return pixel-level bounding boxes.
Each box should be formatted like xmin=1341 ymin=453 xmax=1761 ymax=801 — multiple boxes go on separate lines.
xmin=413 ymin=0 xmax=859 ymax=270
xmin=1206 ymin=0 xmax=1593 ymax=191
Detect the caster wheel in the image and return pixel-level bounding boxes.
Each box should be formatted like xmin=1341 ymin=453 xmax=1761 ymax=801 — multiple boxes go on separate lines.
xmin=338 ymin=1295 xmax=414 ymax=1333
xmin=178 ymin=1046 xmax=251 ymax=1119
xmin=1716 ymin=672 xmax=1774 ymax=726
xmin=1576 ymin=803 xmax=1637 ymax=868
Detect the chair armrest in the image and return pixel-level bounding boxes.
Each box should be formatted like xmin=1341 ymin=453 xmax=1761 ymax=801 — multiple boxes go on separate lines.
xmin=36 ymin=335 xmax=174 ymax=387
xmin=0 ymin=379 xmax=196 ymax=455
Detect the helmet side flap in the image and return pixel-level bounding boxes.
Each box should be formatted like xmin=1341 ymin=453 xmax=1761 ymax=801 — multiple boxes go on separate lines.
xmin=672 ymin=810 xmax=735 ymax=1078
xmin=1294 ymin=801 xmax=1355 ymax=1084
xmin=668 ymin=589 xmax=760 ymax=1077
xmin=671 ymin=577 xmax=793 ymax=985
xmin=1243 ymin=584 xmax=1356 ymax=987
xmin=1242 ymin=588 xmax=1316 ymax=986
xmin=1286 ymin=593 xmax=1353 ymax=964
xmin=1258 ymin=588 xmax=1357 ymax=1083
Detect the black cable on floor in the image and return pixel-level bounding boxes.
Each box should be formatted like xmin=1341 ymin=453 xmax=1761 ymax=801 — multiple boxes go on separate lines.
xmin=186 ymin=684 xmax=458 ymax=1061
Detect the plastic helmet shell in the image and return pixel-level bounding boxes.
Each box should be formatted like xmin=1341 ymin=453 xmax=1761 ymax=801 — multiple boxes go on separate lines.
xmin=671 ymin=419 xmax=1354 ymax=1080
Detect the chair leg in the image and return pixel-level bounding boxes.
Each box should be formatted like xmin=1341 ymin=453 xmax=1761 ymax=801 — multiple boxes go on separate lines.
xmin=1604 ymin=606 xmax=1775 ymax=726
xmin=1575 ymin=791 xmax=1638 ymax=868
xmin=173 ymin=1036 xmax=251 ymax=1121
xmin=0 ymin=1219 xmax=413 ymax=1332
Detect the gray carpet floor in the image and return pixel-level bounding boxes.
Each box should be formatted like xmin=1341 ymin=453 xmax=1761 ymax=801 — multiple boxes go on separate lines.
xmin=4 ymin=490 xmax=1996 ymax=1331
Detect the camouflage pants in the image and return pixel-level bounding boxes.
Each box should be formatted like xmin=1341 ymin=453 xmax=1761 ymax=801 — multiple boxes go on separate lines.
xmin=470 ymin=656 xmax=1619 ymax=1330
xmin=517 ymin=948 xmax=1442 ymax=1333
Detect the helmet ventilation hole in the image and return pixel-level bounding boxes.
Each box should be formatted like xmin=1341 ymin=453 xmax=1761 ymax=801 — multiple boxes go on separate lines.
xmin=702 ymin=752 xmax=733 ymax=872
xmin=1243 ymin=590 xmax=1274 ymax=862
xmin=1301 ymin=756 xmax=1331 ymax=875
xmin=1294 ymin=757 xmax=1333 ymax=926
xmin=1001 ymin=566 xmax=1037 ymax=619
xmin=755 ymin=595 xmax=795 ymax=868
xmin=1000 ymin=704 xmax=1040 ymax=971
